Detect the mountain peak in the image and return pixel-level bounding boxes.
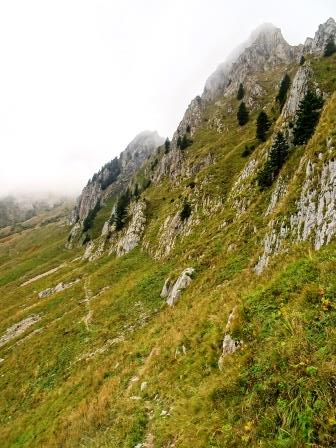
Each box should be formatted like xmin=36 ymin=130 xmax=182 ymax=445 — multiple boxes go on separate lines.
xmin=125 ymin=130 xmax=164 ymax=151
xmin=204 ymin=23 xmax=294 ymax=99
xmin=326 ymin=17 xmax=335 ymax=25
xmin=249 ymin=22 xmax=279 ymax=40
xmin=304 ymin=17 xmax=336 ymax=54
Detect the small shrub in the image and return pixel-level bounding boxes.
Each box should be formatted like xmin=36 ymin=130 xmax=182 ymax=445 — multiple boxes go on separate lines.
xmin=180 ymin=200 xmax=192 ymax=221
xmin=242 ymin=144 xmax=256 ymax=158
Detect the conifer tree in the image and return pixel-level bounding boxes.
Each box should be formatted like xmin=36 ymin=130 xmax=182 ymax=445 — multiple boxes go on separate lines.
xmin=324 ymin=35 xmax=336 ymax=57
xmin=113 ymin=190 xmax=131 ymax=231
xmin=257 ymin=132 xmax=289 ymax=189
xmin=237 ymin=83 xmax=245 ymax=100
xmin=299 ymin=55 xmax=305 ymax=65
xmin=164 ymin=138 xmax=170 ymax=153
xmin=256 ymin=110 xmax=270 ymax=141
xmin=177 ymin=134 xmax=192 ymax=150
xmin=83 ymin=201 xmax=101 ymax=232
xmin=276 ymin=74 xmax=291 ymax=110
xmin=237 ymin=102 xmax=249 ymax=126
xmin=293 ymin=90 xmax=324 ymax=145
xmin=180 ymin=200 xmax=192 ymax=221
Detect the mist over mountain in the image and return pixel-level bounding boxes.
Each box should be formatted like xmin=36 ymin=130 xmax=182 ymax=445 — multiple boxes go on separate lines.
xmin=1 ymin=1 xmax=333 ymax=196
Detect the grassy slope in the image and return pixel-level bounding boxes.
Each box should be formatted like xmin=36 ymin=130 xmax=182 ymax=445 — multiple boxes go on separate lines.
xmin=0 ymin=56 xmax=335 ymax=447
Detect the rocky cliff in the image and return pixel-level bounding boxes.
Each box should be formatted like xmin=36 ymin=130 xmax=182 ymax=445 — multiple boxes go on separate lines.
xmin=70 ymin=130 xmax=164 ymax=226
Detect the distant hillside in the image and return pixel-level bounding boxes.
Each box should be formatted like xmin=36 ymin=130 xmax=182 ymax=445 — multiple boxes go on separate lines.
xmin=0 ymin=195 xmax=69 ymax=228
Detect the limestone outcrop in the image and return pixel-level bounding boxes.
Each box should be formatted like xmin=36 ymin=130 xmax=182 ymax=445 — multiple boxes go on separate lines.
xmin=0 ymin=315 xmax=41 ymax=348
xmin=218 ymin=307 xmax=243 ymax=369
xmin=161 ymin=268 xmax=195 ymax=306
xmin=255 ymin=154 xmax=336 ymax=275
xmin=281 ymin=64 xmax=313 ymax=120
xmin=38 ymin=279 xmax=80 ymax=298
xmin=116 ymin=200 xmax=147 ymax=257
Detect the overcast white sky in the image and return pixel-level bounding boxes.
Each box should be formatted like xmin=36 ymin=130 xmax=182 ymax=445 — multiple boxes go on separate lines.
xmin=0 ymin=0 xmax=334 ymax=196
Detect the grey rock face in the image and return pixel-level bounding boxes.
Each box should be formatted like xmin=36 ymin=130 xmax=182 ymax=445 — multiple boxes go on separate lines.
xmin=221 ymin=335 xmax=242 ymax=355
xmin=304 ymin=18 xmax=336 ymax=55
xmin=162 ymin=268 xmax=195 ymax=306
xmin=218 ymin=307 xmax=243 ymax=370
xmin=0 ymin=314 xmax=41 ymax=348
xmin=254 ymin=221 xmax=289 ymax=275
xmin=229 ymin=158 xmax=258 ymax=217
xmin=204 ymin=24 xmax=299 ymax=101
xmin=265 ymin=176 xmax=287 ymax=216
xmin=119 ymin=131 xmax=164 ymax=175
xmin=82 ymin=200 xmax=146 ymax=261
xmin=151 ymin=146 xmax=184 ymax=183
xmin=160 ymin=278 xmax=173 ymax=299
xmin=116 ymin=200 xmax=146 ymax=256
xmin=292 ymin=158 xmax=336 ymax=249
xmin=154 ymin=212 xmax=183 ymax=259
xmin=38 ymin=279 xmax=80 ymax=298
xmin=281 ymin=64 xmax=313 ymax=120
xmin=152 ymin=96 xmax=203 ymax=181
xmin=173 ymin=97 xmax=203 ymax=144
xmin=255 ymin=154 xmax=336 ymax=275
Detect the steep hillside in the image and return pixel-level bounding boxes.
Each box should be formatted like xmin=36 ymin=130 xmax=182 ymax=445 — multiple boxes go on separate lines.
xmin=1 ymin=18 xmax=336 ymax=448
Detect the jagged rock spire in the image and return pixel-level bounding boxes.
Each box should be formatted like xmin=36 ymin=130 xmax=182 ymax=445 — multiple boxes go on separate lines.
xmin=203 ymin=23 xmax=298 ymax=101
xmin=304 ymin=17 xmax=336 ymax=55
